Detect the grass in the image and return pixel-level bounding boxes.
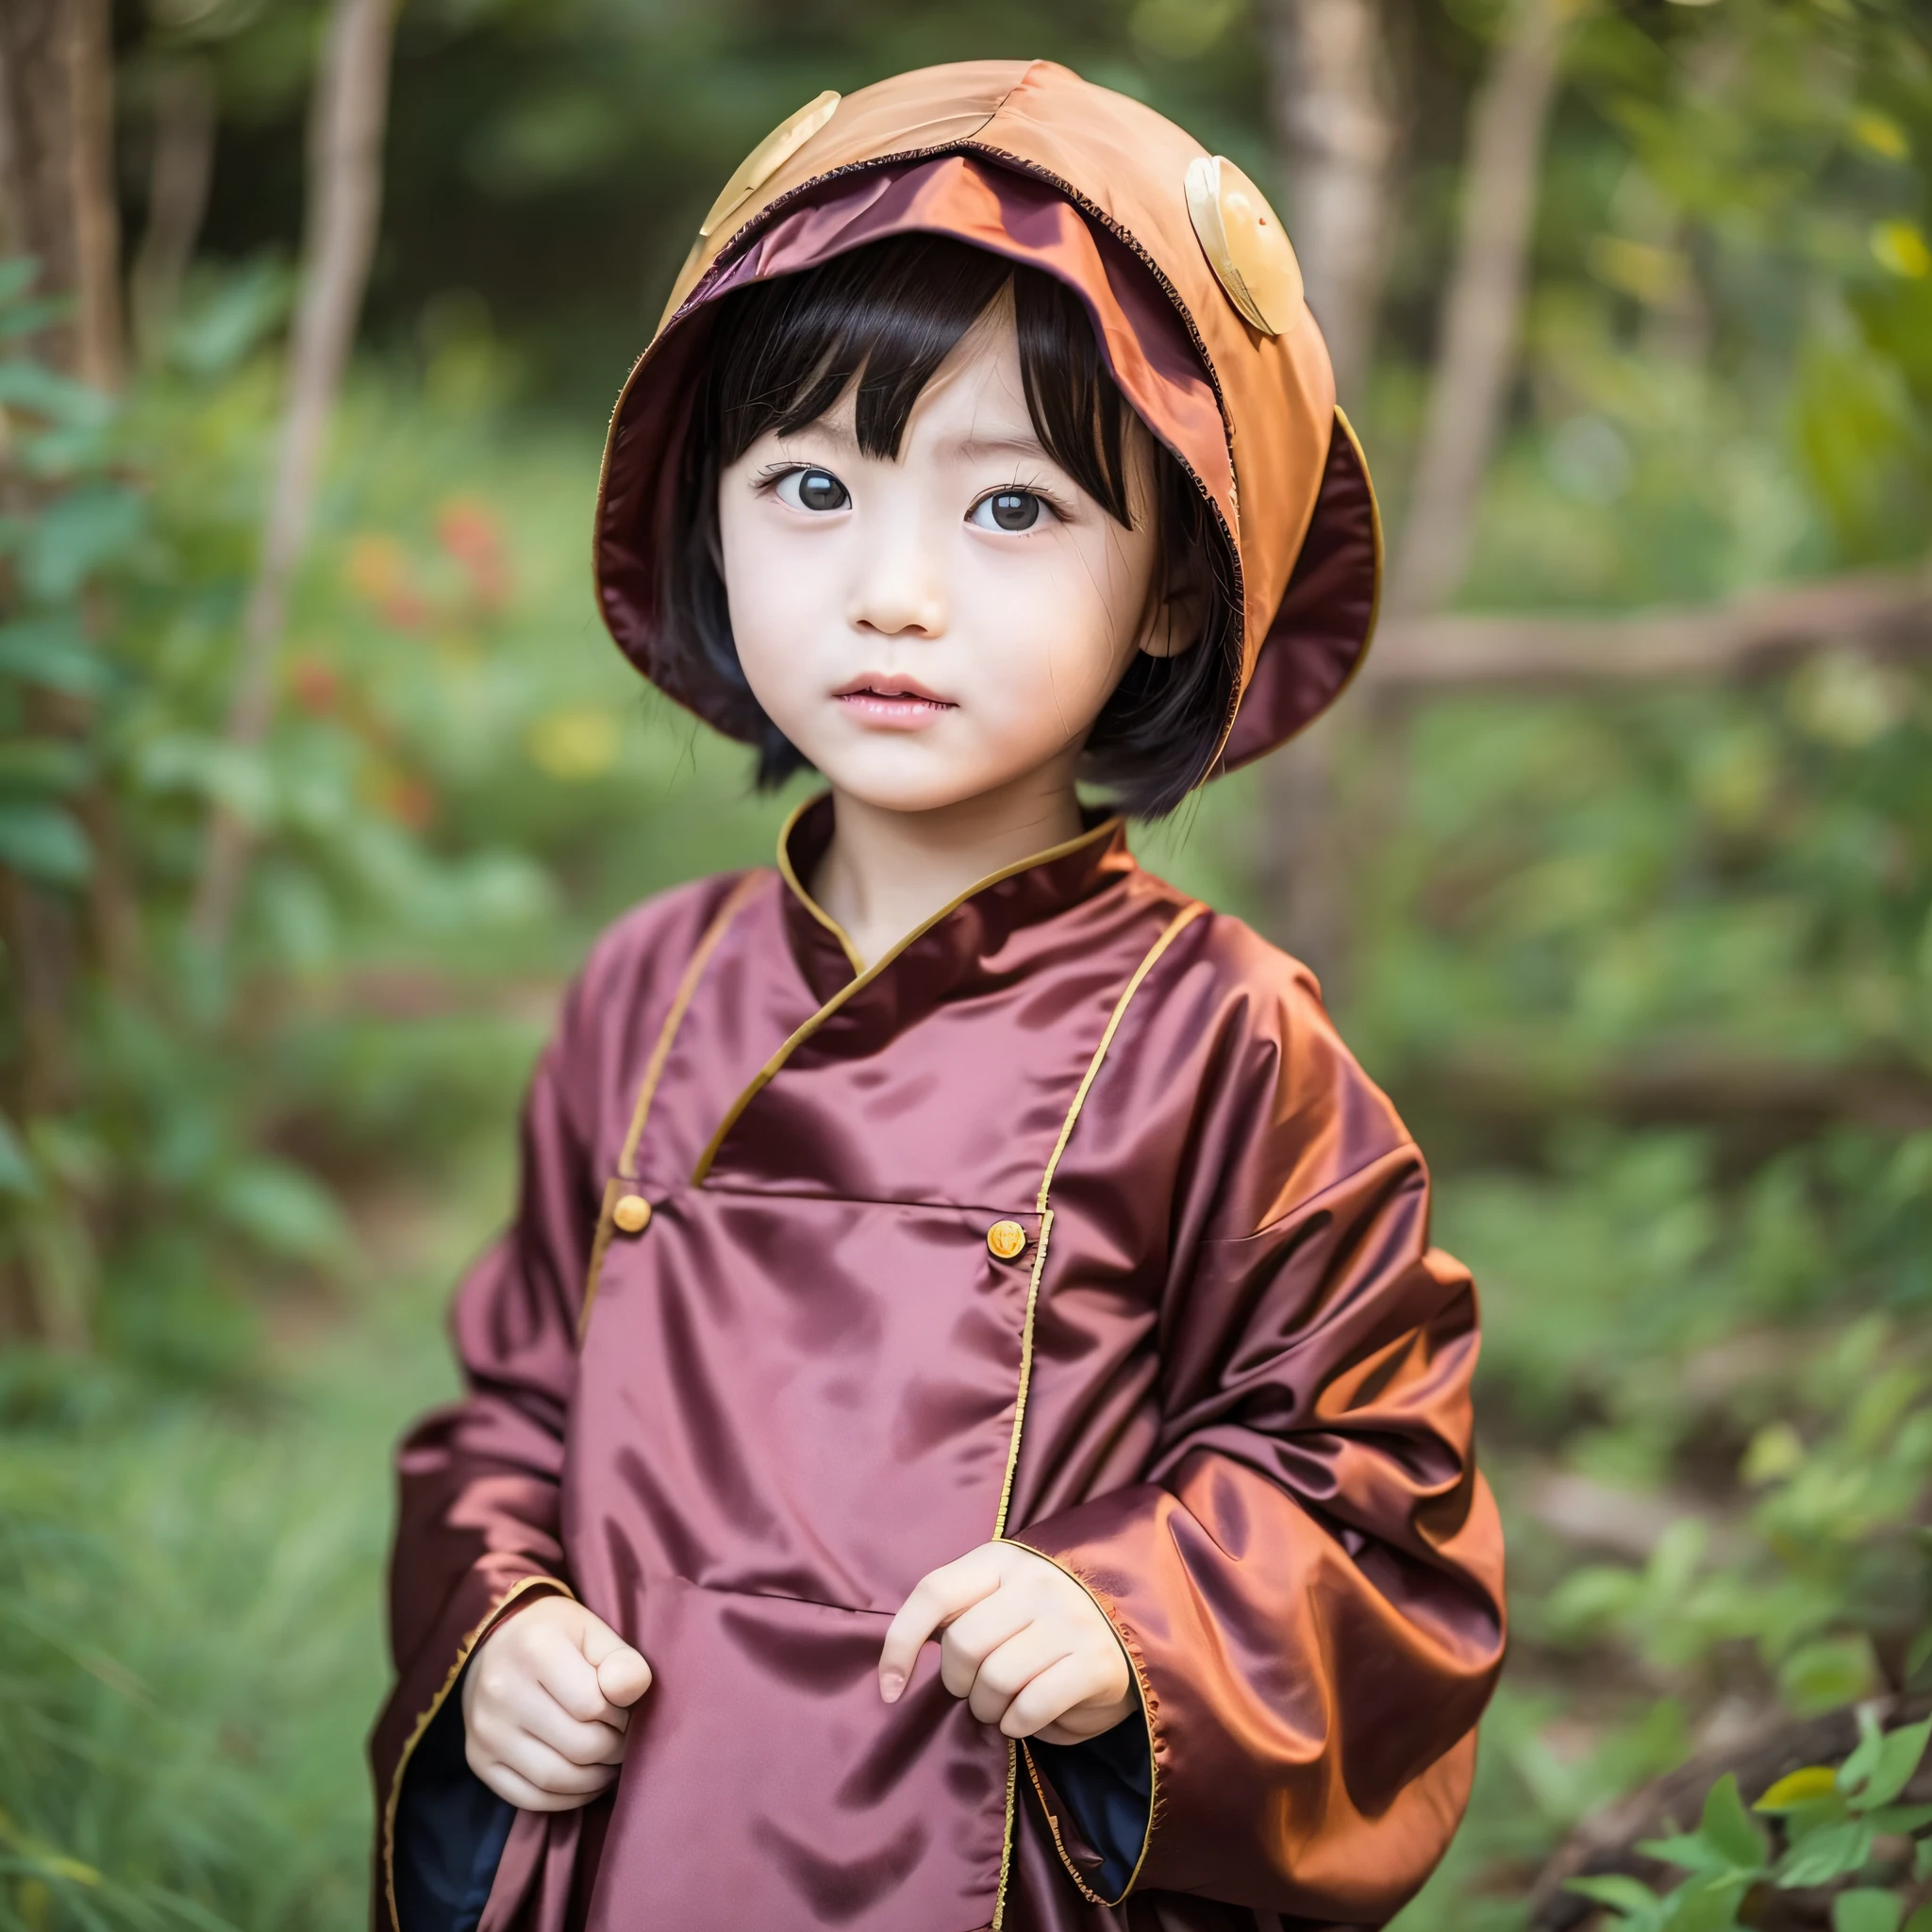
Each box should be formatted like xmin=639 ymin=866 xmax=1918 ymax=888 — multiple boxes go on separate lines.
xmin=0 ymin=1161 xmax=496 ymax=1932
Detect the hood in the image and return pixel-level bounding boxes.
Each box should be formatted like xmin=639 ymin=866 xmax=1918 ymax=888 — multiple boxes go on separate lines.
xmin=592 ymin=58 xmax=1382 ymax=776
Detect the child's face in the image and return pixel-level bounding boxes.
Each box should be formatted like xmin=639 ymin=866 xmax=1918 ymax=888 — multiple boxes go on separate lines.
xmin=716 ymin=300 xmax=1179 ymax=816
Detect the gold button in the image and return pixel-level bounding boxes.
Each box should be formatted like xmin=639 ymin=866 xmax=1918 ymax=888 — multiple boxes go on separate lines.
xmin=1184 ymin=154 xmax=1304 ymax=337
xmin=612 ymin=1193 xmax=653 ymax=1236
xmin=986 ymin=1220 xmax=1027 ymax=1262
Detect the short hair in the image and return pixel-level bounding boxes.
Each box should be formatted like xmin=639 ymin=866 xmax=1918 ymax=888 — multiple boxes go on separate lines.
xmin=659 ymin=232 xmax=1241 ymax=818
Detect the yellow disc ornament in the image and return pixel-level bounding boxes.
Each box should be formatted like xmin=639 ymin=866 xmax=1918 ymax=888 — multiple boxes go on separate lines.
xmin=700 ymin=90 xmax=842 ymax=239
xmin=1184 ymin=154 xmax=1304 ymax=337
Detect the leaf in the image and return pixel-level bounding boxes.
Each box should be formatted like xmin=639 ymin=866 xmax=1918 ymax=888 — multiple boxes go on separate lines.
xmin=1833 ymin=1890 xmax=1904 ymax=1932
xmin=1905 ymin=1907 xmax=1932 ymax=1932
xmin=1916 ymin=1840 xmax=1932 ymax=1884
xmin=1667 ymin=1874 xmax=1751 ymax=1932
xmin=0 ymin=358 xmax=110 ymax=429
xmin=0 ymin=258 xmax=41 ymax=306
xmin=0 ymin=800 xmax=90 ymax=883
xmin=1867 ymin=1805 xmax=1932 ymax=1835
xmin=1566 ymin=1873 xmax=1666 ymax=1924
xmin=0 ymin=739 xmax=92 ymax=794
xmin=1701 ymin=1775 xmax=1768 ymax=1873
xmin=1842 ymin=1708 xmax=1889 ymax=1795
xmin=0 ymin=615 xmax=106 ymax=695
xmin=20 ymin=482 xmax=144 ymax=599
xmin=1757 ymin=1767 xmax=1841 ymax=1811
xmin=1781 ymin=1639 xmax=1879 ymax=1715
xmin=212 ymin=1160 xmax=349 ymax=1263
xmin=1778 ymin=1819 xmax=1875 ymax=1889
xmin=1847 ymin=1716 xmax=1932 ymax=1811
xmin=0 ymin=1112 xmax=37 ymax=1196
xmin=1641 ymin=1833 xmax=1738 ymax=1876
xmin=1907 ymin=1628 xmax=1932 ymax=1685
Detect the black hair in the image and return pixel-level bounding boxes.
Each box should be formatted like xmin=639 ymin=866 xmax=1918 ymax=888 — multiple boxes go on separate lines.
xmin=660 ymin=232 xmax=1241 ymax=818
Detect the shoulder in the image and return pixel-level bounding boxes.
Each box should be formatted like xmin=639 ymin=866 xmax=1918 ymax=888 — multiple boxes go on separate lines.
xmin=558 ymin=868 xmax=775 ymax=1061
xmin=1140 ymin=885 xmax=1413 ymax=1189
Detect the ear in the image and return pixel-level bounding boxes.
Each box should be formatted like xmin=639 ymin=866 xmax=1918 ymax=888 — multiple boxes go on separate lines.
xmin=1136 ymin=556 xmax=1207 ymax=660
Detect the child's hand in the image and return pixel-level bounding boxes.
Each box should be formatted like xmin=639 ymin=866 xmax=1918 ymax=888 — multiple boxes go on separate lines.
xmin=877 ymin=1542 xmax=1136 ymax=1744
xmin=461 ymin=1595 xmax=653 ymax=1810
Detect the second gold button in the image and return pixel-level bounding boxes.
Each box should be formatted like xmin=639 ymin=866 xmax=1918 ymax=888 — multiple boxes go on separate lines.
xmin=986 ymin=1220 xmax=1027 ymax=1261
xmin=613 ymin=1193 xmax=653 ymax=1235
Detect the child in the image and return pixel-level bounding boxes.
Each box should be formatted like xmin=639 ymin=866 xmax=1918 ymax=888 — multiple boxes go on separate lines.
xmin=372 ymin=58 xmax=1506 ymax=1932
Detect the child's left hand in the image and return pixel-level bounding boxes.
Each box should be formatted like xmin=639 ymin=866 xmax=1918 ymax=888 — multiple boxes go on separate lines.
xmin=877 ymin=1542 xmax=1137 ymax=1743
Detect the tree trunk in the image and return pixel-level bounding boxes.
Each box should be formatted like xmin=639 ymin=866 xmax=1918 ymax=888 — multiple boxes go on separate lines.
xmin=1384 ymin=0 xmax=1580 ymax=620
xmin=1262 ymin=0 xmax=1400 ymax=407
xmin=1257 ymin=0 xmax=1403 ymax=997
xmin=0 ymin=0 xmax=123 ymax=388
xmin=189 ymin=0 xmax=397 ymax=955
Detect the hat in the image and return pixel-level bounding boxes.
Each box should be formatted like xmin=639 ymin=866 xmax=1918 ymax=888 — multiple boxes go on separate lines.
xmin=593 ymin=58 xmax=1381 ymax=775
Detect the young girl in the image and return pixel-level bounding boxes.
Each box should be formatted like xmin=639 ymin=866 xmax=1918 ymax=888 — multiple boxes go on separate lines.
xmin=372 ymin=59 xmax=1506 ymax=1932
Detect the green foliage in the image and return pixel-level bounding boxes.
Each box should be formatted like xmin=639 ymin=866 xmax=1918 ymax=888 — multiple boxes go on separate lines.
xmin=1565 ymin=1715 xmax=1932 ymax=1932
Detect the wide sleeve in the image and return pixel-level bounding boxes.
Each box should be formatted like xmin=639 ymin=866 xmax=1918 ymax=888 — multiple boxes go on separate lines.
xmin=367 ymin=976 xmax=599 ymax=1929
xmin=1014 ymin=961 xmax=1507 ymax=1923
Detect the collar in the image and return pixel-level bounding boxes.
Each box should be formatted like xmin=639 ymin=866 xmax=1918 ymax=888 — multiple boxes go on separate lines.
xmin=775 ymin=792 xmax=1136 ymax=1009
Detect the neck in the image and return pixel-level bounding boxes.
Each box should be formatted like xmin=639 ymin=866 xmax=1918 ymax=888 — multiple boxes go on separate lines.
xmin=811 ymin=775 xmax=1089 ymax=969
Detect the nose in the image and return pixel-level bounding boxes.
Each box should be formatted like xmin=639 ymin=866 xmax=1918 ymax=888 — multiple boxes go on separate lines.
xmin=845 ymin=508 xmax=947 ymax=641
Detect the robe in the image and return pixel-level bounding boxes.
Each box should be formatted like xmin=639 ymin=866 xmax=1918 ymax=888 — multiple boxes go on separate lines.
xmin=370 ymin=795 xmax=1506 ymax=1932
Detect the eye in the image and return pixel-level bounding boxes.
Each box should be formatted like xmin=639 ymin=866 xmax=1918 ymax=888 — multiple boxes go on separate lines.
xmin=774 ymin=468 xmax=850 ymax=513
xmin=970 ymin=490 xmax=1045 ymax=533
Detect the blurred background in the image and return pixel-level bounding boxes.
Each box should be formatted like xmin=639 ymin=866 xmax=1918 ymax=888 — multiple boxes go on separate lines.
xmin=2 ymin=0 xmax=1929 ymax=1927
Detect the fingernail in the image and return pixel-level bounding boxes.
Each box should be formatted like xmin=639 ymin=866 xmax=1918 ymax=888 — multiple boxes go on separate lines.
xmin=879 ymin=1670 xmax=904 ymax=1703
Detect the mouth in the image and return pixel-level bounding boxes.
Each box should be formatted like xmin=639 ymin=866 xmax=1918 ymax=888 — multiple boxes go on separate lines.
xmin=834 ymin=677 xmax=957 ymax=728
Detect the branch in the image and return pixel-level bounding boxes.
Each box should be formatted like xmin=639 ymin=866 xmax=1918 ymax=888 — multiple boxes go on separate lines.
xmin=1385 ymin=0 xmax=1581 ymax=619
xmin=1367 ymin=566 xmax=1932 ymax=690
xmin=188 ymin=0 xmax=396 ymax=953
xmin=130 ymin=57 xmax=216 ymax=363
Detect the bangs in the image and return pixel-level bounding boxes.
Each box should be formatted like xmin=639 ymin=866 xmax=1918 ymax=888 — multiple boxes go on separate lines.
xmin=661 ymin=231 xmax=1242 ymax=818
xmin=710 ymin=232 xmax=1134 ymax=526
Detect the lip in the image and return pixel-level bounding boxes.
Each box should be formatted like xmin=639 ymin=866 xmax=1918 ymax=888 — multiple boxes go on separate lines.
xmin=834 ymin=675 xmax=957 ymax=730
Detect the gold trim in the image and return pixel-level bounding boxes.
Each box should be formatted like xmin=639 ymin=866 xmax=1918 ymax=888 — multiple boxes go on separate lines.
xmin=381 ymin=1574 xmax=574 ymax=1932
xmin=991 ymin=900 xmax=1204 ymax=1541
xmin=578 ymin=871 xmax=768 ymax=1341
xmin=1010 ymin=1541 xmax=1161 ymax=1907
xmin=987 ymin=897 xmax=1204 ymax=1923
xmin=991 ymin=1738 xmax=1020 ymax=1931
xmin=774 ymin=794 xmax=865 ymax=974
xmin=691 ymin=812 xmax=1126 ymax=1185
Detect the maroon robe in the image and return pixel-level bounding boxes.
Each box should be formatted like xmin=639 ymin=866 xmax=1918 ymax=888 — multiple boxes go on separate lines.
xmin=371 ymin=797 xmax=1506 ymax=1932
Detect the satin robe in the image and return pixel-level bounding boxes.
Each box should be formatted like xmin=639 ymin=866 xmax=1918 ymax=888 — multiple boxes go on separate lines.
xmin=370 ymin=798 xmax=1506 ymax=1932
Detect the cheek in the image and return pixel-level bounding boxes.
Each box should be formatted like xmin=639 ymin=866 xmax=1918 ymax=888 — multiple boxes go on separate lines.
xmin=959 ymin=535 xmax=1146 ymax=714
xmin=717 ymin=497 xmax=832 ymax=702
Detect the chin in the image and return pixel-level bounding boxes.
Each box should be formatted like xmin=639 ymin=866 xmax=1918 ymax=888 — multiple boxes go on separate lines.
xmin=807 ymin=746 xmax=1007 ymax=817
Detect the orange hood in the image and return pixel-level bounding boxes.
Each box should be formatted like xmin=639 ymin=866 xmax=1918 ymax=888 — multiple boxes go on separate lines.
xmin=592 ymin=58 xmax=1381 ymax=775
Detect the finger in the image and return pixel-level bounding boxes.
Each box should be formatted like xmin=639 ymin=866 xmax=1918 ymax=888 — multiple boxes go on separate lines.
xmin=469 ymin=1753 xmax=606 ymax=1814
xmin=574 ymin=1613 xmax=653 ymax=1709
xmin=999 ymin=1653 xmax=1118 ymax=1740
xmin=878 ymin=1547 xmax=1004 ymax=1702
xmin=594 ymin=1644 xmax=653 ymax=1708
xmin=489 ymin=1726 xmax=622 ymax=1798
xmin=497 ymin=1678 xmax=631 ymax=1767
xmin=965 ymin=1625 xmax=1074 ymax=1729
xmin=937 ymin=1589 xmax=1032 ymax=1700
xmin=530 ymin=1626 xmax=630 ymax=1728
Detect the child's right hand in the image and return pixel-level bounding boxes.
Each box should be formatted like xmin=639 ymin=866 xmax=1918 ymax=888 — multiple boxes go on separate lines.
xmin=461 ymin=1595 xmax=653 ymax=1810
